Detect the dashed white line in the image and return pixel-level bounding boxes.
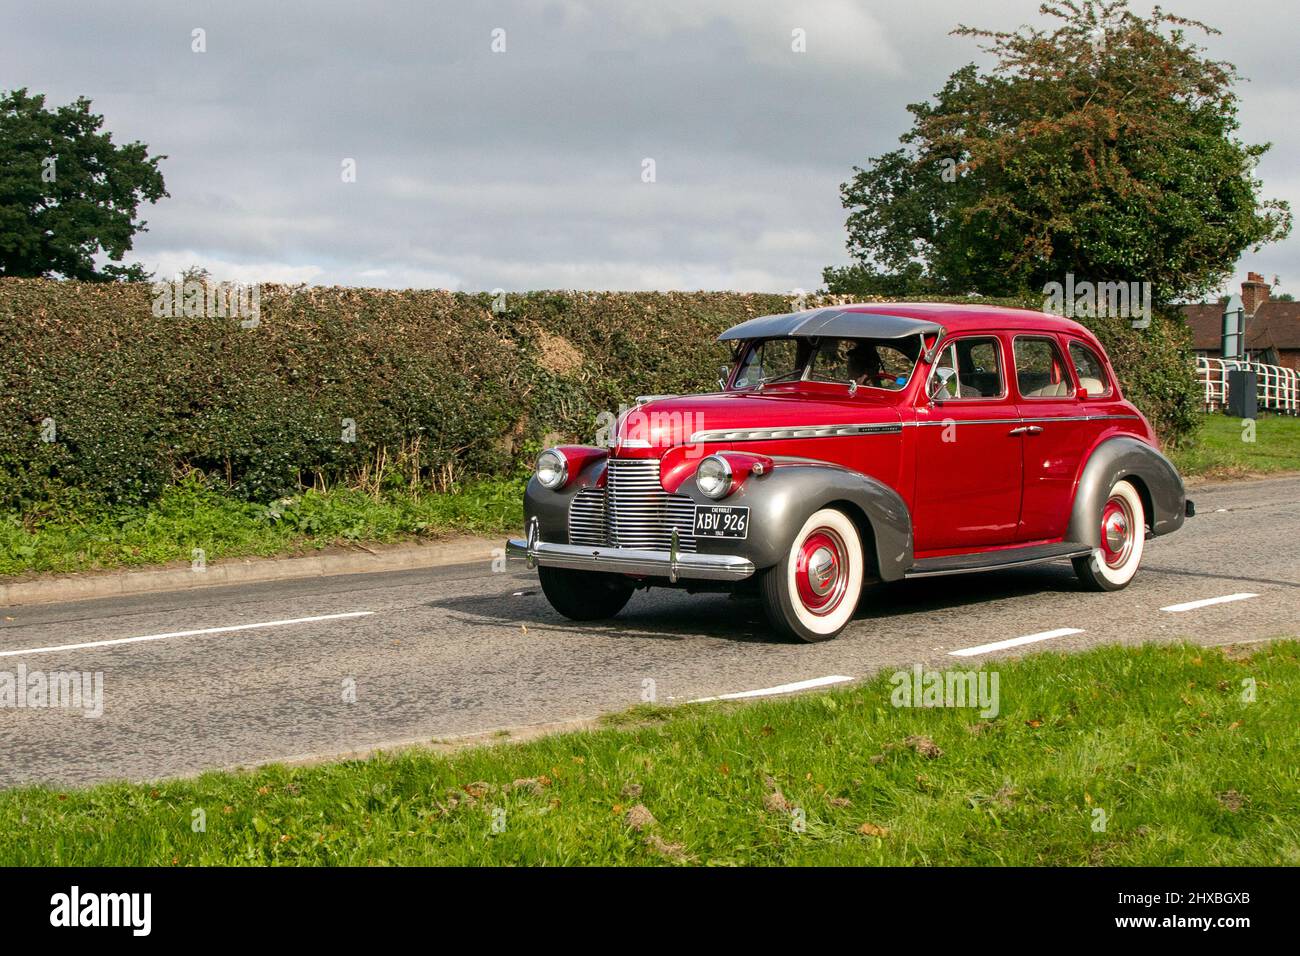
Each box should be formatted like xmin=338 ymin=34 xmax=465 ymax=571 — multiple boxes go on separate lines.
xmin=0 ymin=611 xmax=375 ymax=659
xmin=690 ymin=674 xmax=853 ymax=703
xmin=1160 ymin=593 xmax=1259 ymax=613
xmin=949 ymin=627 xmax=1084 ymax=658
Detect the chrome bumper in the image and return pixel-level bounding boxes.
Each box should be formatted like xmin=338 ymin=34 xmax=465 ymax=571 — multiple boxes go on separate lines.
xmin=506 ymin=521 xmax=755 ymax=582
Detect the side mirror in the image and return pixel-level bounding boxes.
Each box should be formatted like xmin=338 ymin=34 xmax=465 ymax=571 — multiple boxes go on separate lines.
xmin=1076 ymin=387 xmax=1089 ymax=400
xmin=718 ymin=366 xmax=729 ymax=390
xmin=928 ymin=367 xmax=956 ymax=403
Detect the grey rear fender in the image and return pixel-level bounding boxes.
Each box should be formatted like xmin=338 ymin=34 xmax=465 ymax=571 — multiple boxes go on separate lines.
xmin=1067 ymin=436 xmax=1187 ymax=546
xmin=694 ymin=460 xmax=914 ymax=582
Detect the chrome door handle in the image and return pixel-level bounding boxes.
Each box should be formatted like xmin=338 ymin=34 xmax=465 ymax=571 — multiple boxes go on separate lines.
xmin=1008 ymin=425 xmax=1044 ymax=436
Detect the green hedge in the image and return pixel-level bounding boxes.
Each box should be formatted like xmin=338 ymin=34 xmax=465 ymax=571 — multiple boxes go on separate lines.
xmin=0 ymin=279 xmax=1199 ymax=509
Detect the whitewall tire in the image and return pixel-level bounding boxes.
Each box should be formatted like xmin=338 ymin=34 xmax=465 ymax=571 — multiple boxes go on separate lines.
xmin=760 ymin=507 xmax=865 ymax=642
xmin=1073 ymin=480 xmax=1146 ymax=591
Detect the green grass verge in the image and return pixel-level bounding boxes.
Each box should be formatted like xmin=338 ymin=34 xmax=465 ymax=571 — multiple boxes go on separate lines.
xmin=3 ymin=641 xmax=1295 ymax=866
xmin=0 ymin=476 xmax=524 ymax=577
xmin=1170 ymin=413 xmax=1300 ymax=480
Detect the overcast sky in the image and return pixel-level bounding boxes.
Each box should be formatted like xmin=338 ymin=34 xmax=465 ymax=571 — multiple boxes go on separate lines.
xmin=3 ymin=0 xmax=1296 ymax=297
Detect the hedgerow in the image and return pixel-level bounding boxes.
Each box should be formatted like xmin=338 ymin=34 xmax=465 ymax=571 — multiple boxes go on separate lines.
xmin=0 ymin=279 xmax=1199 ymax=509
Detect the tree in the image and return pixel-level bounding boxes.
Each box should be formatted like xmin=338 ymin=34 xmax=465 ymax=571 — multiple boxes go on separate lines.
xmin=825 ymin=1 xmax=1291 ymax=305
xmin=822 ymin=261 xmax=935 ymax=297
xmin=0 ymin=88 xmax=167 ymax=281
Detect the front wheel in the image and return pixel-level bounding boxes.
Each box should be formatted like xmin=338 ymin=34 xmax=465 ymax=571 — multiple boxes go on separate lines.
xmin=1072 ymin=479 xmax=1146 ymax=591
xmin=538 ymin=566 xmax=635 ymax=620
xmin=760 ymin=508 xmax=865 ymax=642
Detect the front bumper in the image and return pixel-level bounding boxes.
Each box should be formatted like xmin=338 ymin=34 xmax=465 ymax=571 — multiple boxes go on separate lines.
xmin=506 ymin=521 xmax=754 ymax=582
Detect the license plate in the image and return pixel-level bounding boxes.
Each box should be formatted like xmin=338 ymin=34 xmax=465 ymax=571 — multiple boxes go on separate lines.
xmin=693 ymin=505 xmax=749 ymax=539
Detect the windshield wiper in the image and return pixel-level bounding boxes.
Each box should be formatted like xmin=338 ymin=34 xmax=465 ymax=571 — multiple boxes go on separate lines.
xmin=754 ymin=369 xmax=804 ymax=390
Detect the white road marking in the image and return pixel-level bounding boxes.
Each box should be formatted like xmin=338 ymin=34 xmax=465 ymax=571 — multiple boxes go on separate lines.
xmin=690 ymin=674 xmax=853 ymax=703
xmin=0 ymin=611 xmax=375 ymax=659
xmin=949 ymin=627 xmax=1084 ymax=658
xmin=1160 ymin=593 xmax=1259 ymax=613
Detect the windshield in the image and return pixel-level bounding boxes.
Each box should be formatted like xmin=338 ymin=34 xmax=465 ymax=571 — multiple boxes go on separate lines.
xmin=730 ymin=336 xmax=921 ymax=392
xmin=731 ymin=338 xmax=811 ymax=388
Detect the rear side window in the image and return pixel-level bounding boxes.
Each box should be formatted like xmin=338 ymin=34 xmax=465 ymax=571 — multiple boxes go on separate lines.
xmin=1067 ymin=341 xmax=1112 ymax=397
xmin=1014 ymin=337 xmax=1074 ymax=399
xmin=929 ymin=336 xmax=1004 ymax=399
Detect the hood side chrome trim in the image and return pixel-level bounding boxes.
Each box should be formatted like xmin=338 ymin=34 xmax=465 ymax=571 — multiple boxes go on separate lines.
xmin=689 ymin=422 xmax=903 ymax=442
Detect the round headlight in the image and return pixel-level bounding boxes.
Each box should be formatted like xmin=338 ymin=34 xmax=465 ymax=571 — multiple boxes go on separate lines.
xmin=695 ymin=455 xmax=733 ymax=500
xmin=535 ymin=448 xmax=568 ymax=489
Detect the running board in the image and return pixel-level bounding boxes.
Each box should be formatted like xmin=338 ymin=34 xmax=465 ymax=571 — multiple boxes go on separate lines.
xmin=905 ymin=542 xmax=1092 ymax=578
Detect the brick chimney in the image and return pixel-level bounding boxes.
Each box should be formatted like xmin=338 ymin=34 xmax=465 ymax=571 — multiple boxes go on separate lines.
xmin=1242 ymin=271 xmax=1271 ymax=316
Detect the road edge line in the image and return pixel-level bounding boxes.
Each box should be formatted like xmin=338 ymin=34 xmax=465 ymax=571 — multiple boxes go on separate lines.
xmin=0 ymin=537 xmax=500 ymax=608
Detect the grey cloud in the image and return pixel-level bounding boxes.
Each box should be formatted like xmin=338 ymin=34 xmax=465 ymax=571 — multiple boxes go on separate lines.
xmin=1 ymin=0 xmax=1294 ymax=293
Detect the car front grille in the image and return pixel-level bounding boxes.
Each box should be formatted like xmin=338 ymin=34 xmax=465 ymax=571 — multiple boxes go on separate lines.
xmin=568 ymin=458 xmax=697 ymax=552
xmin=568 ymin=488 xmax=607 ymax=547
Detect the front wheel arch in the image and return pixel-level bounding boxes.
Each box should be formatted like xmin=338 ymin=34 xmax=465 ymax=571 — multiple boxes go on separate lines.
xmin=824 ymin=497 xmax=881 ymax=584
xmin=709 ymin=463 xmax=912 ymax=582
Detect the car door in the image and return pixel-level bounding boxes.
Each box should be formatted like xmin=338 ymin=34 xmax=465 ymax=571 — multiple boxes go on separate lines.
xmin=1012 ymin=334 xmax=1089 ymax=542
xmin=911 ymin=333 xmax=1023 ymax=553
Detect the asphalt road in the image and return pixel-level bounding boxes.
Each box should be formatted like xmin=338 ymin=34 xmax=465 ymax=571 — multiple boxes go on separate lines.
xmin=2 ymin=476 xmax=1297 ymax=788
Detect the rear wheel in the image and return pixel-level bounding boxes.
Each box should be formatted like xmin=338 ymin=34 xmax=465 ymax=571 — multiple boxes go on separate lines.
xmin=1073 ymin=480 xmax=1145 ymax=591
xmin=760 ymin=508 xmax=864 ymax=642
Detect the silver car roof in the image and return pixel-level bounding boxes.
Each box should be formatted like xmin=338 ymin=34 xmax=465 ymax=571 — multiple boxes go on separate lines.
xmin=718 ymin=307 xmax=944 ymax=342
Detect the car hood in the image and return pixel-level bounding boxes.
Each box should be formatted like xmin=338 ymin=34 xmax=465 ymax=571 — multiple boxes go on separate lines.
xmin=615 ymin=388 xmax=904 ymax=451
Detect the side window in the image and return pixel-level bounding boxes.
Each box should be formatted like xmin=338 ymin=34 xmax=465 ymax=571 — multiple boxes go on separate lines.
xmin=1014 ymin=336 xmax=1074 ymax=399
xmin=929 ymin=336 xmax=1004 ymax=399
xmin=1067 ymin=341 xmax=1112 ymax=397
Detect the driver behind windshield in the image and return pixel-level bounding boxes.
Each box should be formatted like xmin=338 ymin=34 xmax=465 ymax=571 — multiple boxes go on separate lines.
xmin=840 ymin=339 xmax=912 ymax=390
xmin=846 ymin=342 xmax=883 ymax=385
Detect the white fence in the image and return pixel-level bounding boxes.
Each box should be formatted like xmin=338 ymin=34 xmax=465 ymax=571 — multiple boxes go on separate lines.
xmin=1196 ymin=356 xmax=1300 ymax=414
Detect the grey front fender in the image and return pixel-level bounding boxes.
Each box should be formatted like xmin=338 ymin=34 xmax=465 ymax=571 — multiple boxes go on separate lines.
xmin=692 ymin=461 xmax=914 ymax=582
xmin=522 ymin=455 xmax=607 ymax=543
xmin=1066 ymin=437 xmax=1187 ymax=546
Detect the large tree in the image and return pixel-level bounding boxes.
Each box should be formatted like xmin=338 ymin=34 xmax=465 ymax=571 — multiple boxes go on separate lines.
xmin=0 ymin=88 xmax=167 ymax=281
xmin=824 ymin=1 xmax=1291 ymax=304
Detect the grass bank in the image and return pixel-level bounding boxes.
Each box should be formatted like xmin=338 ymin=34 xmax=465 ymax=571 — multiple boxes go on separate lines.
xmin=0 ymin=476 xmax=523 ymax=577
xmin=1170 ymin=412 xmax=1300 ymax=480
xmin=2 ymin=641 xmax=1295 ymax=866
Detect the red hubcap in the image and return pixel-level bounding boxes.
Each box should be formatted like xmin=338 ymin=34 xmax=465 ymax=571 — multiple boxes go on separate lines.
xmin=1100 ymin=495 xmax=1134 ymax=569
xmin=795 ymin=529 xmax=848 ymax=615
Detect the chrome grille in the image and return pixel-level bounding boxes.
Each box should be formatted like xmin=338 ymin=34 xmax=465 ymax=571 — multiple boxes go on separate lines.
xmin=568 ymin=488 xmax=607 ymax=547
xmin=566 ymin=458 xmax=697 ymax=553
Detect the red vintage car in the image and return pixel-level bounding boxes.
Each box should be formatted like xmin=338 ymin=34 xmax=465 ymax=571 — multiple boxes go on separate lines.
xmin=507 ymin=303 xmax=1192 ymax=641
